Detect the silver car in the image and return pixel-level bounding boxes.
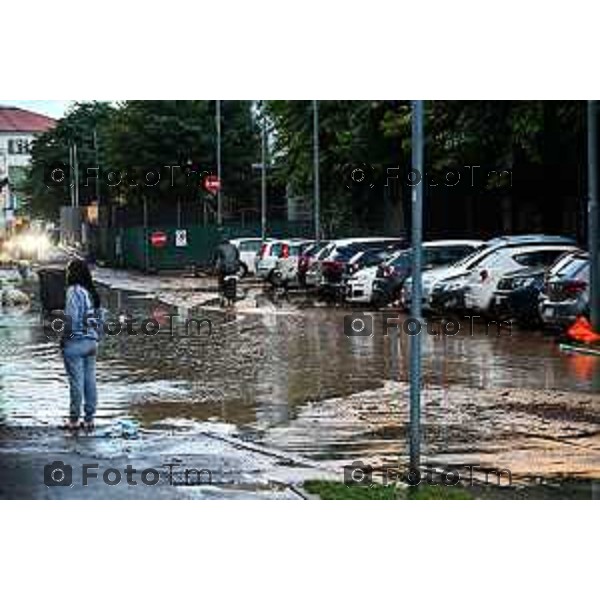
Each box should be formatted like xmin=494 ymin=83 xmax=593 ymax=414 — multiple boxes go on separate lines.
xmin=271 ymin=240 xmax=315 ymax=287
xmin=229 ymin=238 xmax=265 ymax=276
xmin=255 ymin=239 xmax=310 ymax=281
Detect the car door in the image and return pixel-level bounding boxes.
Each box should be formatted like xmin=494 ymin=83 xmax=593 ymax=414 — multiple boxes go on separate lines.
xmin=239 ymin=240 xmax=262 ymax=273
xmin=466 ymin=248 xmax=514 ymax=310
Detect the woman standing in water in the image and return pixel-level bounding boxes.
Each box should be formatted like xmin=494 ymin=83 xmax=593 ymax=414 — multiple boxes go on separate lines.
xmin=62 ymin=259 xmax=101 ymax=432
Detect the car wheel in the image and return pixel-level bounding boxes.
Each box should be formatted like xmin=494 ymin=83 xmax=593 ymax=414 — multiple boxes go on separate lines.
xmin=268 ymin=270 xmax=281 ymax=287
xmin=238 ymin=263 xmax=249 ymax=278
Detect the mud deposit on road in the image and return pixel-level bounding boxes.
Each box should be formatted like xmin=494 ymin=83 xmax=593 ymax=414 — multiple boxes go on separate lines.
xmin=1 ymin=279 xmax=599 ymax=497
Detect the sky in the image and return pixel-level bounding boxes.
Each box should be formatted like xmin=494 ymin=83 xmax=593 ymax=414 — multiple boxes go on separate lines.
xmin=0 ymin=100 xmax=75 ymax=119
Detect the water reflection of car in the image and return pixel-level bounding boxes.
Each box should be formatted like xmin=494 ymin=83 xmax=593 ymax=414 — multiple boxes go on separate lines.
xmin=372 ymin=240 xmax=483 ymax=309
xmin=539 ymin=251 xmax=590 ymax=329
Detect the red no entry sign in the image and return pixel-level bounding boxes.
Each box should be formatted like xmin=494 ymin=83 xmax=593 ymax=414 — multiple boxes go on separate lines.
xmin=150 ymin=231 xmax=168 ymax=247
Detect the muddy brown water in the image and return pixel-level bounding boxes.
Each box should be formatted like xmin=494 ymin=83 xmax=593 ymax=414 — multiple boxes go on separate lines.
xmin=1 ymin=285 xmax=599 ymax=486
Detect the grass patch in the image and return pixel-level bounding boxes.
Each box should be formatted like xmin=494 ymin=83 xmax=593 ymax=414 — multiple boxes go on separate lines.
xmin=303 ymin=480 xmax=472 ymax=500
xmin=406 ymin=485 xmax=472 ymax=500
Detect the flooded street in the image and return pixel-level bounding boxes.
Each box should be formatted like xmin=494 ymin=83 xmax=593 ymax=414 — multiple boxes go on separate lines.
xmin=1 ymin=272 xmax=599 ymax=498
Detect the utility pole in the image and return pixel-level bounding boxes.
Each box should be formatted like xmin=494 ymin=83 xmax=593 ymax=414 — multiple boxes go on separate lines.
xmin=588 ymin=100 xmax=600 ymax=331
xmin=261 ymin=107 xmax=267 ymax=241
xmin=68 ymin=143 xmax=75 ymax=208
xmin=216 ymin=100 xmax=222 ymax=226
xmin=73 ymin=142 xmax=80 ymax=208
xmin=313 ymin=100 xmax=320 ymax=241
xmin=409 ymin=100 xmax=424 ymax=473
xmin=93 ymin=129 xmax=100 ymax=204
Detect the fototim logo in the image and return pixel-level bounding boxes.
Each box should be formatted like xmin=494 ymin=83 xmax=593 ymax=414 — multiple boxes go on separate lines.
xmin=43 ymin=461 xmax=213 ymax=488
xmin=343 ymin=313 xmax=512 ymax=338
xmin=43 ymin=162 xmax=217 ymax=191
xmin=343 ymin=460 xmax=513 ymax=488
xmin=43 ymin=310 xmax=213 ymax=340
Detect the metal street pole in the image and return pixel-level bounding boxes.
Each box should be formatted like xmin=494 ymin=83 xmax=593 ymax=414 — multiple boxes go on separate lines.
xmin=588 ymin=100 xmax=600 ymax=331
xmin=313 ymin=100 xmax=320 ymax=241
xmin=93 ymin=128 xmax=100 ymax=204
xmin=409 ymin=100 xmax=424 ymax=473
xmin=68 ymin=143 xmax=75 ymax=208
xmin=73 ymin=142 xmax=80 ymax=208
xmin=261 ymin=109 xmax=267 ymax=241
xmin=216 ymin=100 xmax=222 ymax=226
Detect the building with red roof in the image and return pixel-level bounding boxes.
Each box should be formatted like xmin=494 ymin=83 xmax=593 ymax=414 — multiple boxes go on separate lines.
xmin=0 ymin=105 xmax=56 ymax=230
xmin=0 ymin=105 xmax=56 ymax=133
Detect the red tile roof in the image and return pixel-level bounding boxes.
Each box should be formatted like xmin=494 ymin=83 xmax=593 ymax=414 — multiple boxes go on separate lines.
xmin=0 ymin=105 xmax=56 ymax=133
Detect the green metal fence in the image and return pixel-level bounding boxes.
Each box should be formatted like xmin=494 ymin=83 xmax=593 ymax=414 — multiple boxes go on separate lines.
xmin=97 ymin=221 xmax=315 ymax=271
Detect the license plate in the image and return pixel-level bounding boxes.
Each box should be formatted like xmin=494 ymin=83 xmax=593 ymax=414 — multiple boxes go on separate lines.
xmin=543 ymin=307 xmax=554 ymax=318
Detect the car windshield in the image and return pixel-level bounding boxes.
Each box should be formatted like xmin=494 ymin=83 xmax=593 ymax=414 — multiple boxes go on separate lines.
xmin=330 ymin=244 xmax=365 ymax=261
xmin=551 ymin=255 xmax=589 ymax=280
xmin=388 ymin=251 xmax=412 ymax=269
xmin=361 ymin=250 xmax=390 ymax=266
xmin=304 ymin=241 xmax=328 ymax=257
xmin=239 ymin=240 xmax=262 ymax=252
xmin=269 ymin=243 xmax=283 ymax=257
xmin=450 ymin=244 xmax=491 ymax=269
xmin=384 ymin=245 xmax=476 ymax=269
xmin=422 ymin=245 xmax=478 ymax=267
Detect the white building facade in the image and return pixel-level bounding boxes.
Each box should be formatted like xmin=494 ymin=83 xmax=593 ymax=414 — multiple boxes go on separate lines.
xmin=0 ymin=106 xmax=56 ymax=232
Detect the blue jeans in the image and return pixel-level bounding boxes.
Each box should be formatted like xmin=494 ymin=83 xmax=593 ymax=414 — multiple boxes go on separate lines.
xmin=63 ymin=338 xmax=98 ymax=422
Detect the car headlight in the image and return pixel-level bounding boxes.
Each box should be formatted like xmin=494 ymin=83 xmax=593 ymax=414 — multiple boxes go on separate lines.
xmin=445 ymin=278 xmax=466 ymax=291
xmin=514 ymin=277 xmax=535 ymax=289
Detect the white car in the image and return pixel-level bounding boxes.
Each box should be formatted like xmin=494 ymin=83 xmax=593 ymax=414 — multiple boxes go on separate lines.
xmin=349 ymin=240 xmax=483 ymax=306
xmin=345 ymin=265 xmax=380 ymax=304
xmin=307 ymin=237 xmax=405 ymax=291
xmin=229 ymin=238 xmax=265 ymax=276
xmin=344 ymin=247 xmax=403 ymax=304
xmin=405 ymin=236 xmax=577 ymax=313
xmin=463 ymin=244 xmax=576 ymax=314
xmin=271 ymin=240 xmax=314 ymax=287
xmin=255 ymin=239 xmax=310 ymax=281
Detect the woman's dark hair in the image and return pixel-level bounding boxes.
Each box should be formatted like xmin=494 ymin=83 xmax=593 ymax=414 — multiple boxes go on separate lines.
xmin=66 ymin=259 xmax=100 ymax=309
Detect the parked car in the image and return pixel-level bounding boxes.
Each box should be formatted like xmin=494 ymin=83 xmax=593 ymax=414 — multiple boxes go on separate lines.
xmin=297 ymin=240 xmax=330 ymax=287
xmin=344 ymin=245 xmax=404 ymax=305
xmin=270 ymin=240 xmax=315 ymax=287
xmin=539 ymin=251 xmax=590 ymax=328
xmin=491 ymin=252 xmax=578 ymax=326
xmin=370 ymin=240 xmax=483 ymax=308
xmin=229 ymin=238 xmax=265 ymax=277
xmin=255 ymin=239 xmax=309 ymax=281
xmin=318 ymin=237 xmax=406 ymax=299
xmin=463 ymin=244 xmax=576 ymax=314
xmin=404 ymin=235 xmax=577 ymax=313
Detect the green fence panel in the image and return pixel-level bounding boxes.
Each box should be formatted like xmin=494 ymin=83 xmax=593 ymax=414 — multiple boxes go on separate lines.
xmin=97 ymin=221 xmax=317 ymax=271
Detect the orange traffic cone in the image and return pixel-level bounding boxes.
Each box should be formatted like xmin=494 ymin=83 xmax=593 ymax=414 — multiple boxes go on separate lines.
xmin=566 ymin=316 xmax=600 ymax=345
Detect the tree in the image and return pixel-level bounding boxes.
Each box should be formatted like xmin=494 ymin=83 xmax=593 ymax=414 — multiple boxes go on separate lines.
xmin=21 ymin=100 xmax=260 ymax=223
xmin=20 ymin=101 xmax=116 ymax=220
xmin=102 ymin=100 xmax=259 ymax=219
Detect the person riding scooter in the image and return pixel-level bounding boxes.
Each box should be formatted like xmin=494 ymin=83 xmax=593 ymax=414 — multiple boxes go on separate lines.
xmin=213 ymin=237 xmax=241 ymax=305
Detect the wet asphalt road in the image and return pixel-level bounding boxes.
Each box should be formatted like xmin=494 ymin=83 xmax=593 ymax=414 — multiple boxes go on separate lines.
xmin=1 ymin=269 xmax=599 ymax=498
